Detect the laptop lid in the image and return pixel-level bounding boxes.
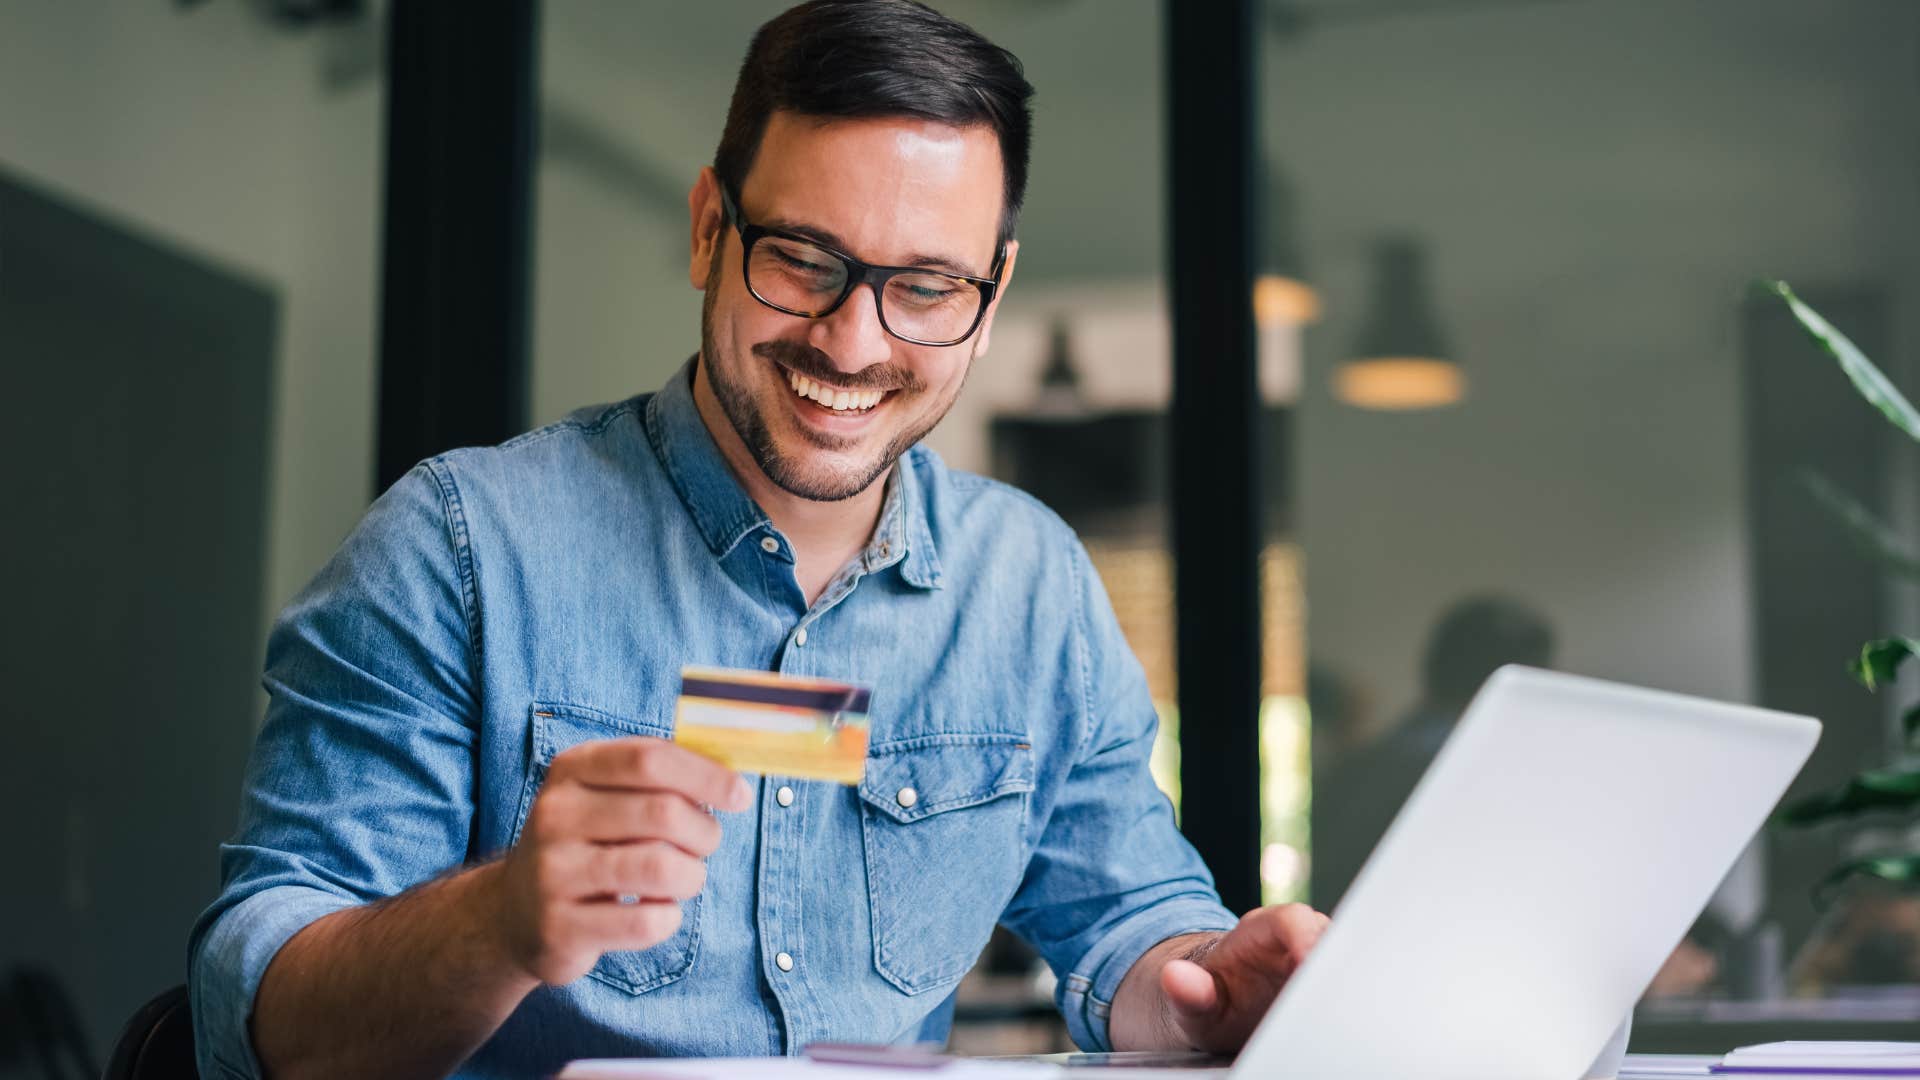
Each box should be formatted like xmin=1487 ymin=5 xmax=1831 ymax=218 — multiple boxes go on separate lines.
xmin=1233 ymin=666 xmax=1819 ymax=1080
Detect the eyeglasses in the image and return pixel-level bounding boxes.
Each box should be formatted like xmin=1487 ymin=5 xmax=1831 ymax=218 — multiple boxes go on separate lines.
xmin=719 ymin=186 xmax=1005 ymax=348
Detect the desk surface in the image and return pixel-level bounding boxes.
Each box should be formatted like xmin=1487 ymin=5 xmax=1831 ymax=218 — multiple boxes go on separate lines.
xmin=560 ymin=1052 xmax=1727 ymax=1079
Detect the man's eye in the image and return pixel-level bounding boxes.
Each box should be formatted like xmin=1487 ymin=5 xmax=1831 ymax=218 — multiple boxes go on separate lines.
xmin=892 ymin=278 xmax=963 ymax=307
xmin=773 ymin=247 xmax=832 ymax=274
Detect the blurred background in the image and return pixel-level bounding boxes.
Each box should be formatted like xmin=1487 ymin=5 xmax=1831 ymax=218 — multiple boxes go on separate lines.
xmin=5 ymin=0 xmax=1920 ymax=1070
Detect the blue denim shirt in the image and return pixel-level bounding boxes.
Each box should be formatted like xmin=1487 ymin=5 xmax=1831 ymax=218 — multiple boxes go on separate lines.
xmin=189 ymin=360 xmax=1237 ymax=1079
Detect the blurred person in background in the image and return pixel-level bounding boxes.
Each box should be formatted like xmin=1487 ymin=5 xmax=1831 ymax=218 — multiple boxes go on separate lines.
xmin=1311 ymin=594 xmax=1556 ymax=912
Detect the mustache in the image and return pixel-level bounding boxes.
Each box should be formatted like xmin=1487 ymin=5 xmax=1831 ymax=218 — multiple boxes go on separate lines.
xmin=753 ymin=339 xmax=925 ymax=393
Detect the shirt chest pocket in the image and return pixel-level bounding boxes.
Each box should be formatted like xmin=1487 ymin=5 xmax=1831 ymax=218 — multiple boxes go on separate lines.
xmin=858 ymin=734 xmax=1035 ymax=995
xmin=509 ymin=702 xmax=702 ymax=996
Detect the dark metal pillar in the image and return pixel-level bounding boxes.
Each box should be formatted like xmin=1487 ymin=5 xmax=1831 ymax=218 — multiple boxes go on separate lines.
xmin=376 ymin=0 xmax=539 ymax=493
xmin=1166 ymin=0 xmax=1264 ymax=915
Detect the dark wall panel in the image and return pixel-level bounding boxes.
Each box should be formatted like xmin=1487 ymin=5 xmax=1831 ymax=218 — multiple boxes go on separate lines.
xmin=0 ymin=168 xmax=276 ymax=1058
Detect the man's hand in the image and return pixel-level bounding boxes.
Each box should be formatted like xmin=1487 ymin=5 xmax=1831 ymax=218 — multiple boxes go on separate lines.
xmin=482 ymin=737 xmax=754 ymax=985
xmin=1112 ymin=903 xmax=1330 ymax=1054
xmin=1162 ymin=904 xmax=1329 ymax=1052
xmin=253 ymin=738 xmax=751 ymax=1080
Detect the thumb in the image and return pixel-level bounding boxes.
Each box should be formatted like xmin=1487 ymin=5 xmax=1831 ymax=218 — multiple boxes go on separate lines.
xmin=1160 ymin=957 xmax=1221 ymax=1021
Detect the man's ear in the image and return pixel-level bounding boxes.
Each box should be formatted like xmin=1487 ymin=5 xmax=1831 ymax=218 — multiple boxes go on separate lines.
xmin=970 ymin=239 xmax=1019 ymax=359
xmin=688 ymin=166 xmax=725 ymax=290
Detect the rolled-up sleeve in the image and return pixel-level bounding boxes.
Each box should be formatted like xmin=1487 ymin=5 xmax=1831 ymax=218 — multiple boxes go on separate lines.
xmin=999 ymin=542 xmax=1238 ymax=1052
xmin=187 ymin=463 xmax=480 ymax=1078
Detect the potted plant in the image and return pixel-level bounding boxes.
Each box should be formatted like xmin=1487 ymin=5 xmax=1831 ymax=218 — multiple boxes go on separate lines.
xmin=1759 ymin=280 xmax=1920 ymax=991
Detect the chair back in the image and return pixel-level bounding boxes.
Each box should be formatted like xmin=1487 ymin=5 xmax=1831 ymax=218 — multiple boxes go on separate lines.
xmin=0 ymin=967 xmax=97 ymax=1080
xmin=102 ymin=985 xmax=196 ymax=1080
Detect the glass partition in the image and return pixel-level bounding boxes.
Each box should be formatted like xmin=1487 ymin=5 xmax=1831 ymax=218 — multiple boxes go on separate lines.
xmin=1261 ymin=0 xmax=1920 ymax=1040
xmin=2 ymin=2 xmax=386 ymax=1060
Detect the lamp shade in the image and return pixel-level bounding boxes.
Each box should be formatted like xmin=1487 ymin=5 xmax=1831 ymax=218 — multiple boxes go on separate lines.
xmin=1336 ymin=236 xmax=1463 ymax=410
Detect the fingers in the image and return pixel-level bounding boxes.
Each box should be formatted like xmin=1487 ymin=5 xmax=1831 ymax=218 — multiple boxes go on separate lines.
xmin=563 ymin=841 xmax=709 ymax=902
xmin=1161 ymin=957 xmax=1222 ymax=1019
xmin=1162 ymin=907 xmax=1330 ymax=1054
xmin=1245 ymin=902 xmax=1329 ymax=956
xmin=524 ymin=835 xmax=708 ymax=905
xmin=569 ymin=899 xmax=687 ymax=952
xmin=551 ymin=737 xmax=753 ymax=812
xmin=536 ymin=786 xmax=725 ymax=855
xmin=503 ymin=738 xmax=745 ymax=987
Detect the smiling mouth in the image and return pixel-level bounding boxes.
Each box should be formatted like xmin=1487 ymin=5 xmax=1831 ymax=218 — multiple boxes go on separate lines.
xmin=785 ymin=368 xmax=888 ymax=413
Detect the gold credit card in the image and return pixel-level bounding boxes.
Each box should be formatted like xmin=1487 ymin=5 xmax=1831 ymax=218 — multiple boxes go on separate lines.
xmin=674 ymin=666 xmax=871 ymax=785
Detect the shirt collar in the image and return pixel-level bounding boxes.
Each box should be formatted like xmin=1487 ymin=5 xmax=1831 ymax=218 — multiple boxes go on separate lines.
xmin=866 ymin=452 xmax=943 ymax=589
xmin=890 ymin=450 xmax=944 ymax=589
xmin=643 ymin=357 xmax=942 ymax=590
xmin=644 ymin=358 xmax=769 ymax=559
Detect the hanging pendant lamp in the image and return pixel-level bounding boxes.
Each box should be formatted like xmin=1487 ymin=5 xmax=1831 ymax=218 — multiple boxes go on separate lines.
xmin=1335 ymin=236 xmax=1463 ymax=410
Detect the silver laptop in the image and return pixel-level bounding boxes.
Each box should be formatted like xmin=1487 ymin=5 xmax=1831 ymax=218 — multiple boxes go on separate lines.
xmin=1215 ymin=666 xmax=1819 ymax=1078
xmin=1048 ymin=666 xmax=1819 ymax=1078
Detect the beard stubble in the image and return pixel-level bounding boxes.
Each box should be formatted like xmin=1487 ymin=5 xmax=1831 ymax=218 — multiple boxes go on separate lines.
xmin=699 ymin=262 xmax=965 ymax=503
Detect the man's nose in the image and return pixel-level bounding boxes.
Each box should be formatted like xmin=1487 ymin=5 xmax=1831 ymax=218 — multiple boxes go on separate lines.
xmin=807 ymin=283 xmax=894 ymax=375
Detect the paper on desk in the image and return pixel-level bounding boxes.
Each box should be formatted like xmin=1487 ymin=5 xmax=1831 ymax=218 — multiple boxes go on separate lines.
xmin=1721 ymin=1042 xmax=1920 ymax=1071
xmin=1619 ymin=1053 xmax=1720 ymax=1078
xmin=559 ymin=1058 xmax=1064 ymax=1080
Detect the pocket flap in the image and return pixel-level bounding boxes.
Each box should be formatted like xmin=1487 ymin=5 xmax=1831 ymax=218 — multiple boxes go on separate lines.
xmin=858 ymin=735 xmax=1035 ymax=824
xmin=531 ymin=701 xmax=672 ymax=765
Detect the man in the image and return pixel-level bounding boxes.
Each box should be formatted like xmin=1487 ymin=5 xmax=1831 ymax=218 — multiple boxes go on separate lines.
xmin=190 ymin=3 xmax=1325 ymax=1077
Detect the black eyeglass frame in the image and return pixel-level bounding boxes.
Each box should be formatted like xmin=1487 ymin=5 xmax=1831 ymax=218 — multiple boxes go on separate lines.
xmin=719 ymin=185 xmax=1006 ymax=348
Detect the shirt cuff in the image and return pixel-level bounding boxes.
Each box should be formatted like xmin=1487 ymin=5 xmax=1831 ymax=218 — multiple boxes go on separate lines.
xmin=1057 ymin=897 xmax=1239 ymax=1052
xmin=190 ymin=884 xmax=359 ymax=1079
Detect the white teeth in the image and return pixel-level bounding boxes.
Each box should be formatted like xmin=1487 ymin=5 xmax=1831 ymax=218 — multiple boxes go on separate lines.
xmin=787 ymin=369 xmax=884 ymax=412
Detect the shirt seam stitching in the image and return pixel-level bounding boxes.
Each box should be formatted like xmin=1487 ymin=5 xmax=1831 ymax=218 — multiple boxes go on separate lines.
xmin=423 ymin=459 xmax=483 ymax=663
xmin=1069 ymin=545 xmax=1097 ymax=761
xmin=490 ymin=398 xmax=641 ymax=454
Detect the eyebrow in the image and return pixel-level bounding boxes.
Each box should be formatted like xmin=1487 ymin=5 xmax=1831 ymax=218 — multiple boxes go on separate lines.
xmin=761 ymin=216 xmax=984 ymax=278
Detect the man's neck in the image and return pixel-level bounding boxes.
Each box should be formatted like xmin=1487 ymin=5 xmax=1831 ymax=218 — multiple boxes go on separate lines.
xmin=691 ymin=356 xmax=888 ymax=604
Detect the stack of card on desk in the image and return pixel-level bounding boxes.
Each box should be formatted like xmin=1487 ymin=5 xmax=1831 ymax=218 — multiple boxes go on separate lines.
xmin=1624 ymin=1044 xmax=1920 ymax=1079
xmin=674 ymin=667 xmax=872 ymax=785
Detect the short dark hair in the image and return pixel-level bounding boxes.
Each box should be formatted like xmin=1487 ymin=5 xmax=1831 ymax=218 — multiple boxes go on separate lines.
xmin=715 ymin=0 xmax=1034 ymax=249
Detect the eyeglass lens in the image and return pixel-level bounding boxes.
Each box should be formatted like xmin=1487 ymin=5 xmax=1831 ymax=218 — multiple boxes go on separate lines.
xmin=748 ymin=234 xmax=985 ymax=344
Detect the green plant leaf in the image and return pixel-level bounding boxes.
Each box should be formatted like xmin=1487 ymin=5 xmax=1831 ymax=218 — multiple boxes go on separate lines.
xmin=1778 ymin=766 xmax=1920 ymax=826
xmin=1813 ymin=854 xmax=1920 ymax=908
xmin=1906 ymin=701 xmax=1920 ymax=747
xmin=1849 ymin=638 xmax=1920 ymax=691
xmin=1756 ymin=279 xmax=1920 ymax=444
xmin=1794 ymin=469 xmax=1920 ymax=581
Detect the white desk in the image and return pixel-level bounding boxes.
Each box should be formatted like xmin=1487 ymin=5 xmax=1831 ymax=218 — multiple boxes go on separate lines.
xmin=560 ymin=1052 xmax=1723 ymax=1079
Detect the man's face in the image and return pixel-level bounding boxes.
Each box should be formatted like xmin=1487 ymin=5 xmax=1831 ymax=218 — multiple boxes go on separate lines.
xmin=691 ymin=112 xmax=1016 ymax=502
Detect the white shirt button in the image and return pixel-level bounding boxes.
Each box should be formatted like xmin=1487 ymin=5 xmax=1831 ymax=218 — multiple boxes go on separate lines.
xmin=776 ymin=785 xmax=795 ymax=807
xmin=794 ymin=626 xmax=809 ymax=647
xmin=760 ymin=536 xmax=779 ymax=553
xmin=775 ymin=951 xmax=795 ymax=972
xmin=895 ymin=786 xmax=918 ymax=809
